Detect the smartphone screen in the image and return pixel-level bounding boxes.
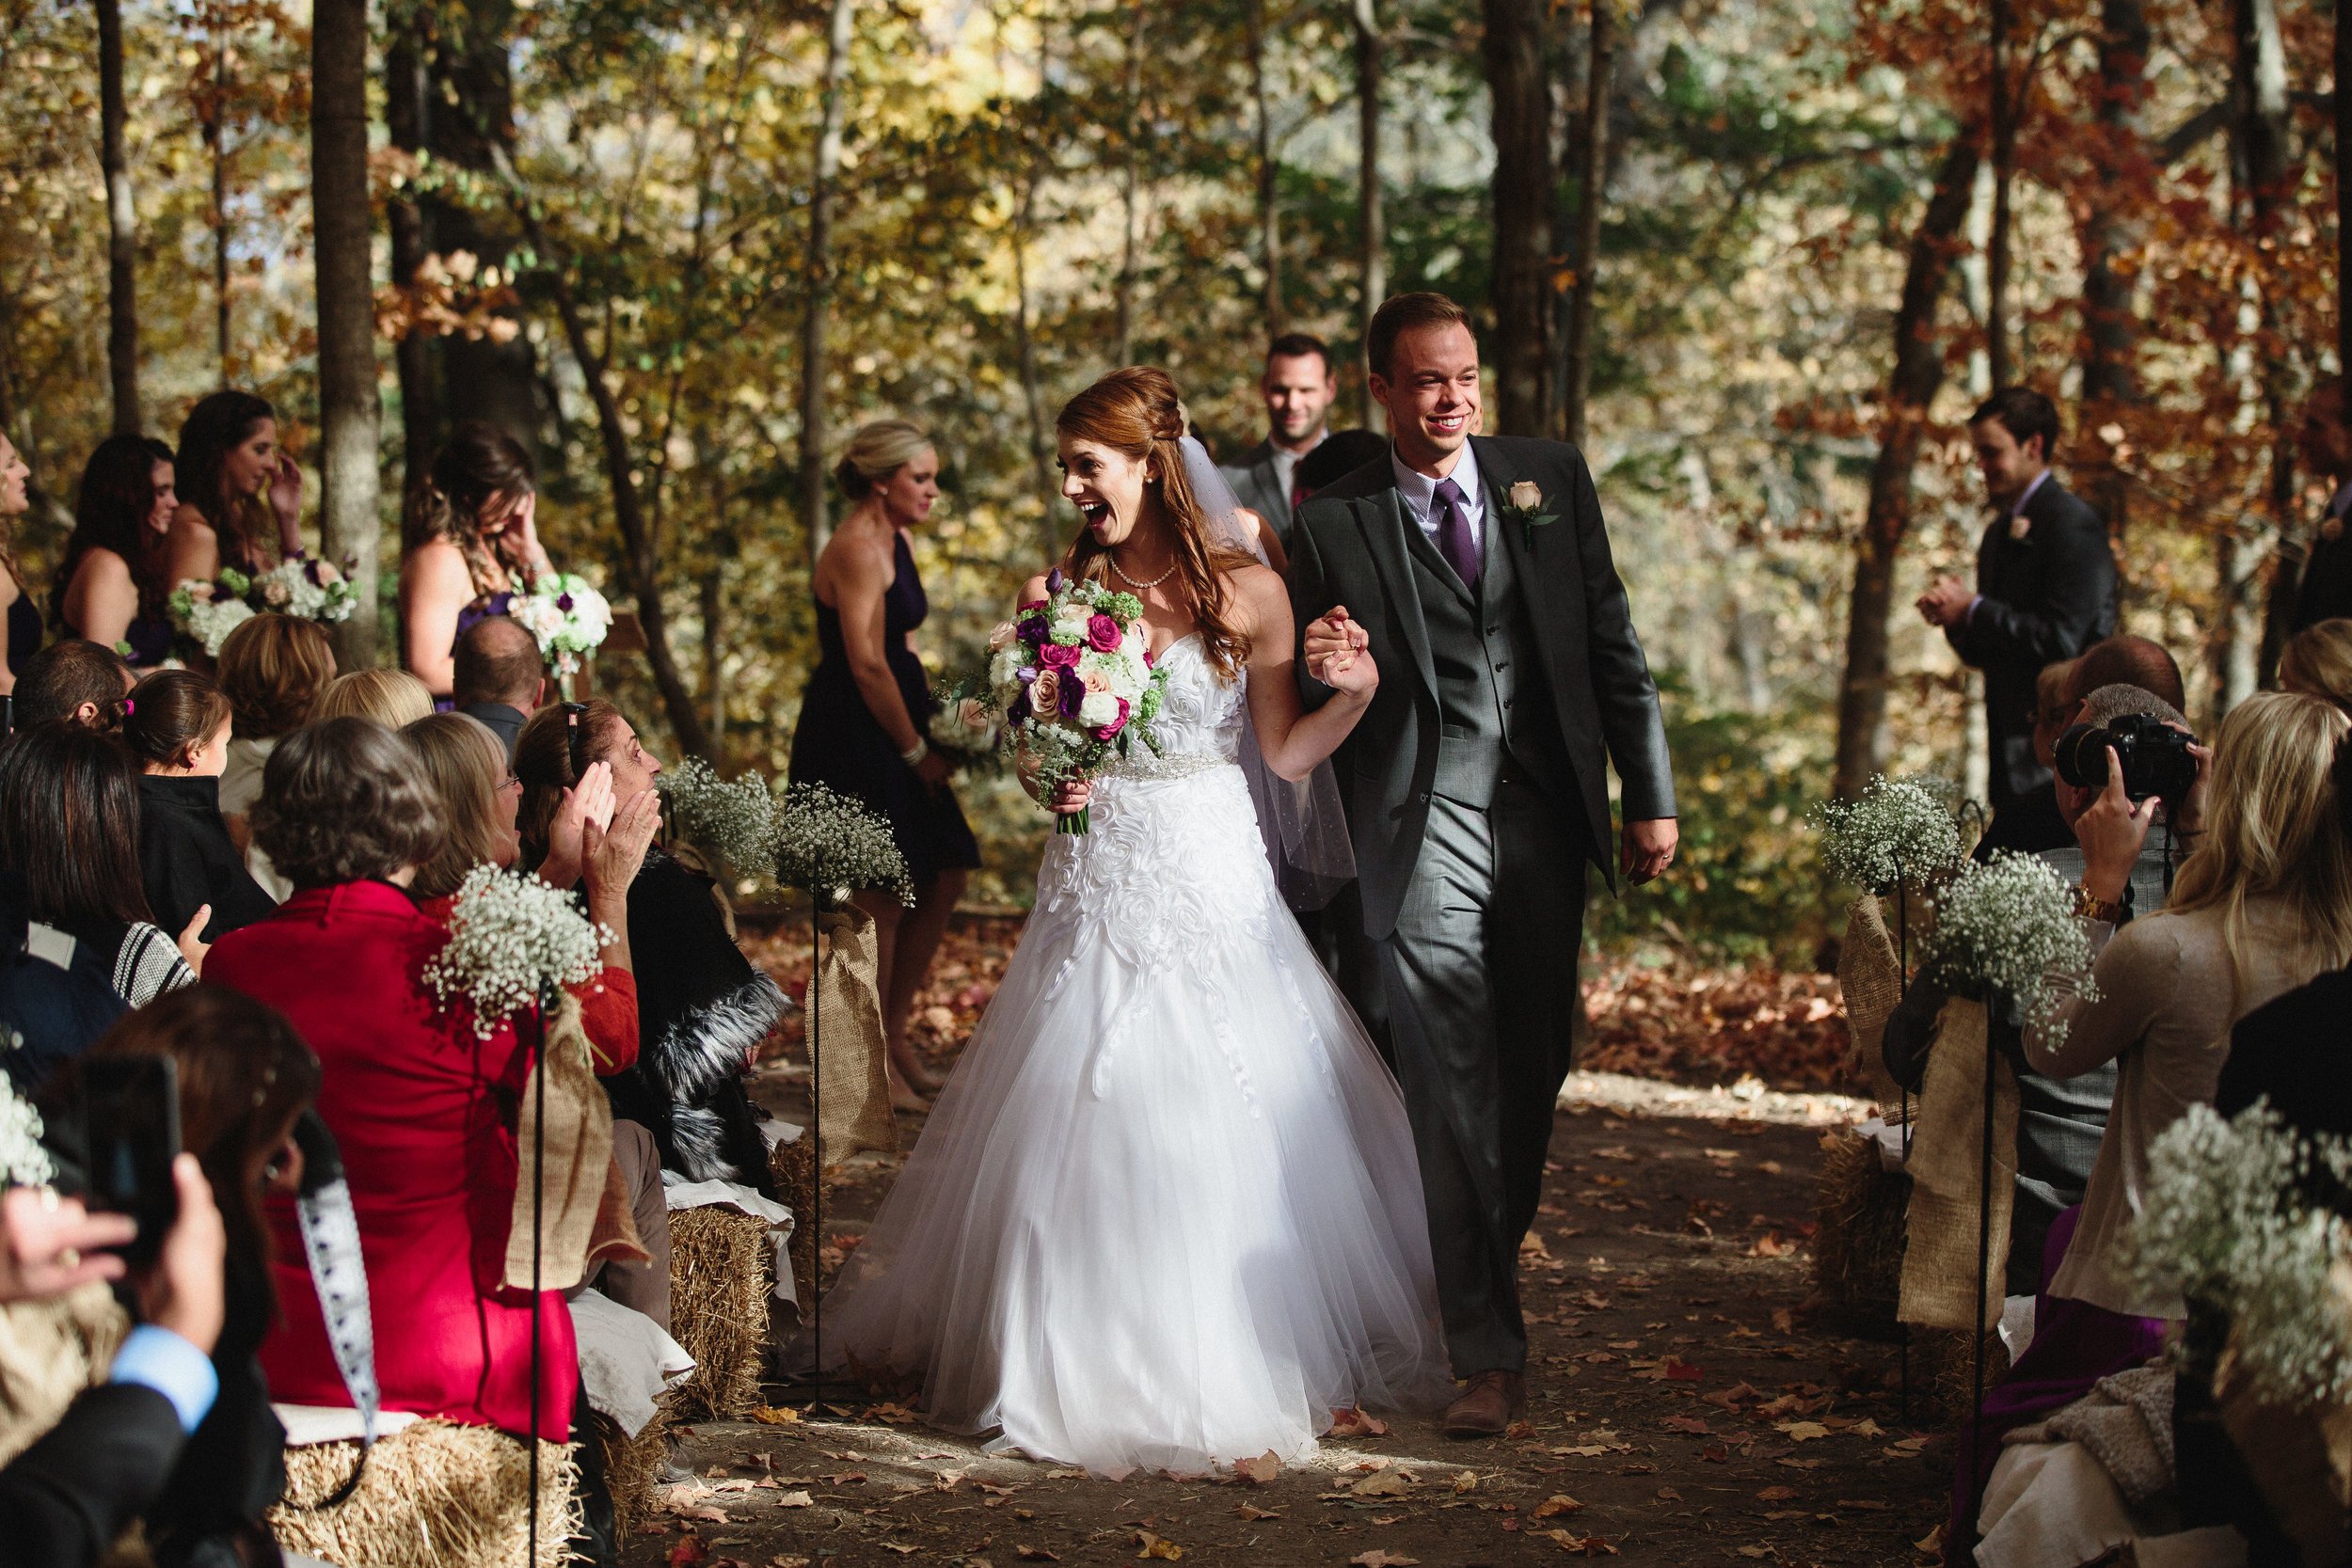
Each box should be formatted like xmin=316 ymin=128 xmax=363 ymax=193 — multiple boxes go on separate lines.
xmin=80 ymin=1055 xmax=180 ymax=1270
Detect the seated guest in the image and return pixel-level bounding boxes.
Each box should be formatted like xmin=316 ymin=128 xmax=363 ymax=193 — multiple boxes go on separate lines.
xmin=11 ymin=641 xmax=133 ymax=731
xmin=122 ymin=671 xmax=275 ymax=944
xmin=0 ymin=1156 xmax=228 ymax=1568
xmin=52 ymin=434 xmax=178 ymax=669
xmin=214 ymin=614 xmax=337 ymax=880
xmin=206 ymin=718 xmax=577 ymax=1443
xmin=0 ymin=725 xmax=198 ymax=1017
xmin=0 ymin=867 xmax=124 ymax=1091
xmin=2278 ymin=617 xmax=2352 ymax=709
xmin=517 ymin=701 xmax=784 ymax=1195
xmin=2062 ymin=631 xmax=2186 ymax=720
xmin=59 ymin=987 xmax=320 ymax=1568
xmin=453 ymin=615 xmax=545 ymax=760
xmin=1955 ymin=689 xmax=2352 ymax=1536
xmin=312 ymin=667 xmax=433 ymax=729
xmin=403 ymin=711 xmax=671 ymax=1327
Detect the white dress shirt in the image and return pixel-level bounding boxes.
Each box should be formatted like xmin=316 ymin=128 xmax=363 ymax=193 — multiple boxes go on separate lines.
xmin=1391 ymin=444 xmax=1486 ymax=568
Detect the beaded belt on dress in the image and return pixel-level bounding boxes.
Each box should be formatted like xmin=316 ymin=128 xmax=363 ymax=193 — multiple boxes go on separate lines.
xmin=1103 ymin=748 xmax=1236 ymax=782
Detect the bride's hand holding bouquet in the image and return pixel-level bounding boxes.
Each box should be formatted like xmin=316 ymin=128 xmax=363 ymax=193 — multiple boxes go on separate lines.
xmin=992 ymin=567 xmax=1169 ymax=835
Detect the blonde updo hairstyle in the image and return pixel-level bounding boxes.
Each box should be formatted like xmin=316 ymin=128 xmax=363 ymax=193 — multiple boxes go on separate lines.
xmin=833 ymin=420 xmax=934 ymax=502
xmin=1056 ymin=367 xmax=1259 ymax=677
xmin=2280 ymin=619 xmax=2352 ymax=709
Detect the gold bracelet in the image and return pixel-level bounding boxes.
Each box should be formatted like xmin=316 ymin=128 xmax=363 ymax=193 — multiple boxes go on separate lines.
xmin=2073 ymin=881 xmax=2126 ymax=924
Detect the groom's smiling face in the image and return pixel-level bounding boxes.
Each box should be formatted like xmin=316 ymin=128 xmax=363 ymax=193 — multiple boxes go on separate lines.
xmin=1371 ymin=323 xmax=1482 ymax=475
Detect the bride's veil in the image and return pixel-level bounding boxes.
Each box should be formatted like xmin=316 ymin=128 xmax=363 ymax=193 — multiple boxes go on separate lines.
xmin=1178 ymin=434 xmax=1359 ymax=911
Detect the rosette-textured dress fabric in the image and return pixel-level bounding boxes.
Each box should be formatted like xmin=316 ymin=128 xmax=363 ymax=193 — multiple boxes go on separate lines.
xmin=823 ymin=635 xmax=1450 ymax=1474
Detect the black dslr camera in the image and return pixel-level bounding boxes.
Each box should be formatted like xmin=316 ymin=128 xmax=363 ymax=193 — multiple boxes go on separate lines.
xmin=2053 ymin=711 xmax=2197 ymax=803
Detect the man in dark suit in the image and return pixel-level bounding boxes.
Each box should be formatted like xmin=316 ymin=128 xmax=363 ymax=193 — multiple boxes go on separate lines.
xmin=1291 ymin=292 xmax=1677 ymax=1438
xmin=452 ymin=614 xmax=546 ymax=760
xmin=1219 ymin=332 xmax=1338 ymax=547
xmin=2287 ymin=377 xmax=2352 ymax=632
xmin=1916 ymin=388 xmax=2116 ymax=855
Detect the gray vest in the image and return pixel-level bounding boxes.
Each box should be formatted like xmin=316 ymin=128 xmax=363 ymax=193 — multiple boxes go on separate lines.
xmin=1406 ymin=490 xmax=1576 ymax=807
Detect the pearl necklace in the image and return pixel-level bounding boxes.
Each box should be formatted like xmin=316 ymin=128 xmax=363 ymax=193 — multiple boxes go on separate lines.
xmin=1109 ymin=553 xmax=1179 ymax=592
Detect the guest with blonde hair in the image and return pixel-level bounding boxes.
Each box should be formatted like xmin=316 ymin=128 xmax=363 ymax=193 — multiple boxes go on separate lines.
xmin=312 ymin=668 xmax=434 ymax=729
xmin=2278 ymin=616 xmax=2352 ymax=707
xmin=788 ymin=418 xmax=978 ymax=1109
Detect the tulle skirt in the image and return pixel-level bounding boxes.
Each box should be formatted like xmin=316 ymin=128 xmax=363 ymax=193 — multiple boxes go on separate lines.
xmin=821 ymin=762 xmax=1451 ymax=1475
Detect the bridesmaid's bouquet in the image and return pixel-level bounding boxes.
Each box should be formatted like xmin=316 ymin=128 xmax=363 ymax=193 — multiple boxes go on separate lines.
xmin=422 ymin=864 xmax=612 ymax=1038
xmin=927 ymin=674 xmax=1003 ymax=774
xmin=510 ymin=573 xmax=614 ymax=676
xmin=988 ymin=569 xmax=1169 ymax=835
xmin=167 ymin=555 xmax=356 ymax=656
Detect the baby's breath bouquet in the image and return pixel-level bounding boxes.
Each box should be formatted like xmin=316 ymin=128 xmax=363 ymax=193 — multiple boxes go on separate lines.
xmin=0 ymin=1053 xmax=53 ymax=1188
xmin=772 ymin=783 xmax=914 ymax=908
xmin=1920 ymin=850 xmax=2099 ymax=1039
xmin=423 ymin=864 xmax=612 ymax=1038
xmin=1813 ymin=774 xmax=1964 ymax=892
xmin=659 ymin=757 xmax=781 ymax=879
xmin=2130 ymin=1102 xmax=2352 ymax=1406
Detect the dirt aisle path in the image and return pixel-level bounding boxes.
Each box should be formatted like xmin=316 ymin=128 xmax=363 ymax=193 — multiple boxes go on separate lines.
xmin=625 ymin=1070 xmax=1946 ymax=1568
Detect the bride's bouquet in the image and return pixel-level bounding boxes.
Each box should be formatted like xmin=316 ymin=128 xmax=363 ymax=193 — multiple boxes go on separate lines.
xmin=168 ymin=554 xmax=357 ymax=656
xmin=989 ymin=568 xmax=1168 ymax=835
xmin=509 ymin=573 xmax=614 ymax=677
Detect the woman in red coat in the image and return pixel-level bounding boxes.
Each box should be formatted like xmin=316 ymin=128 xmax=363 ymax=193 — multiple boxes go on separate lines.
xmin=206 ymin=715 xmax=575 ymax=1442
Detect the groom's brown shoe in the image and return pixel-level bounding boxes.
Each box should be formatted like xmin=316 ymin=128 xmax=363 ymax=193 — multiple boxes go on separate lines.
xmin=1441 ymin=1370 xmax=1524 ymax=1438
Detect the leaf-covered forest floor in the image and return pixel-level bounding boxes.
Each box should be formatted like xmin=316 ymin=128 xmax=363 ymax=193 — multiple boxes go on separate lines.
xmin=622 ymin=917 xmax=1947 ymax=1568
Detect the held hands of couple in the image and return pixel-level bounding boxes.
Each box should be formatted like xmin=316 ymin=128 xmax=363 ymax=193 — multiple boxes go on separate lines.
xmin=1304 ymin=607 xmax=1375 ymax=698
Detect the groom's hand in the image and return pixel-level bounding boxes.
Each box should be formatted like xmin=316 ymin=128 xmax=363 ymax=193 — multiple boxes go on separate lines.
xmin=1622 ymin=817 xmax=1677 ymax=884
xmin=1303 ymin=607 xmax=1369 ymax=684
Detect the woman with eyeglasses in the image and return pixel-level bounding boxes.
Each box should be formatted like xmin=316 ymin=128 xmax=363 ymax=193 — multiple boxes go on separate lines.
xmin=516 ymin=700 xmax=784 ymax=1197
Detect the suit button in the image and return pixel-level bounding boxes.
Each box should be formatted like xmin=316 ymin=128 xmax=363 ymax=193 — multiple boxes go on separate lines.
xmin=1416 ymin=791 xmax=1430 ymax=803
xmin=1486 ymin=626 xmax=1501 ymax=636
xmin=1503 ymin=697 xmax=1514 ymax=707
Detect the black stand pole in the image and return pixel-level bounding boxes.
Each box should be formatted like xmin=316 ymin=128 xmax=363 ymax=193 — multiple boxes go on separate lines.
xmin=1967 ymin=990 xmax=1998 ymax=1555
xmin=789 ymin=891 xmax=853 ymax=1407
xmin=528 ymin=995 xmax=547 ymax=1568
xmin=1895 ymin=876 xmax=1912 ymax=1418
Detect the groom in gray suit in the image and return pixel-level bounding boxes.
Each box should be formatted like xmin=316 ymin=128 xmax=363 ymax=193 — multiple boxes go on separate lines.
xmin=1290 ymin=292 xmax=1677 ymax=1436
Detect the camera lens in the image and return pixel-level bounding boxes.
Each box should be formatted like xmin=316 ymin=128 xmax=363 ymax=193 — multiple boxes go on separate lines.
xmin=2053 ymin=722 xmax=2109 ymax=790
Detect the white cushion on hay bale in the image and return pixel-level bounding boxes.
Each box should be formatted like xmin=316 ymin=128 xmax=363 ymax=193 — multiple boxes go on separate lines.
xmin=569 ymin=1286 xmax=693 ymax=1437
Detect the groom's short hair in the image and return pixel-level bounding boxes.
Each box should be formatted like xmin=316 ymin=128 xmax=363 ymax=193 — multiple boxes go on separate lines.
xmin=1367 ymin=293 xmax=1470 ymax=380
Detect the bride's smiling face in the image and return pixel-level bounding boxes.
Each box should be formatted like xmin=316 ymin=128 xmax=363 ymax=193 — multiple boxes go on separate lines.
xmin=1057 ymin=434 xmax=1155 ymax=547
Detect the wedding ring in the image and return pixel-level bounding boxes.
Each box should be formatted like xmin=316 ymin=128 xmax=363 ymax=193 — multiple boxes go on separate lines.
xmin=56 ymin=1247 xmax=78 ymax=1269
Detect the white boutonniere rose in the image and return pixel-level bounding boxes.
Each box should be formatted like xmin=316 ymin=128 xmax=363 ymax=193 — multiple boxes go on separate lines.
xmin=1498 ymin=480 xmax=1560 ymax=548
xmin=2010 ymin=513 xmax=2032 ymax=542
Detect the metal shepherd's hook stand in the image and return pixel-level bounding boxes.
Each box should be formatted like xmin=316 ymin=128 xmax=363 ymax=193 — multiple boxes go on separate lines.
xmin=527 ymin=980 xmax=552 ymax=1568
xmin=1893 ymin=869 xmax=1912 ymax=1418
xmin=796 ymin=885 xmax=853 ymax=1408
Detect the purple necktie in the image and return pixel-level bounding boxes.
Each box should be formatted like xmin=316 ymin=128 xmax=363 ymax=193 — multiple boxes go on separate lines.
xmin=1433 ymin=477 xmax=1480 ymax=592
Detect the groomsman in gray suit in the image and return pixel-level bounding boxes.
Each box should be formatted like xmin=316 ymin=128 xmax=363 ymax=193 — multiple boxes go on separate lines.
xmin=1220 ymin=332 xmax=1338 ymax=548
xmin=1291 ymin=293 xmax=1677 ymax=1437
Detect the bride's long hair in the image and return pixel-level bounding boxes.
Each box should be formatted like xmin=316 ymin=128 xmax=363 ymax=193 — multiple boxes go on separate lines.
xmin=1056 ymin=368 xmax=1259 ymax=678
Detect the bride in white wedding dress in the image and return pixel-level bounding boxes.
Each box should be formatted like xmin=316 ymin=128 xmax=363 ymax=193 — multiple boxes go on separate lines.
xmin=821 ymin=367 xmax=1451 ymax=1475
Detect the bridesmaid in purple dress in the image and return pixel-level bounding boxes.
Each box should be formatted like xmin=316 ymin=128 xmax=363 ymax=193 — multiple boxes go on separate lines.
xmin=55 ymin=434 xmax=181 ymax=669
xmin=397 ymin=423 xmax=554 ymax=703
xmin=790 ymin=420 xmax=980 ymax=1111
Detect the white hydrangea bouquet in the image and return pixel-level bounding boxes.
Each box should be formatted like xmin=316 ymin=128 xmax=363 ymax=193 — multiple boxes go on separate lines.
xmin=422 ymin=864 xmax=612 ymax=1038
xmin=659 ymin=756 xmax=781 ymax=879
xmin=167 ymin=555 xmax=356 ymax=656
xmin=1919 ymin=850 xmax=2099 ymax=1040
xmin=927 ymin=674 xmax=1002 ymax=774
xmin=772 ymin=782 xmax=913 ymax=908
xmin=989 ymin=568 xmax=1169 ymax=835
xmin=0 ymin=1053 xmax=53 ymax=1188
xmin=508 ymin=573 xmax=614 ymax=677
xmin=1814 ymin=773 xmax=1964 ymax=892
xmin=2131 ymin=1102 xmax=2352 ymax=1407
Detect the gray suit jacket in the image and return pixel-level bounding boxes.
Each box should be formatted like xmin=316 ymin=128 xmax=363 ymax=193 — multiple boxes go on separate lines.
xmin=1288 ymin=436 xmax=1676 ymax=938
xmin=1219 ymin=439 xmax=1294 ymax=547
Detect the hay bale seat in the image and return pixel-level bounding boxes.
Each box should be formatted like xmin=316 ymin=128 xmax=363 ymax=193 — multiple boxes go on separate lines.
xmin=1916 ymin=1326 xmax=2013 ymax=1426
xmin=1810 ymin=1129 xmax=1910 ymax=1332
xmin=668 ymin=1206 xmax=774 ymax=1419
xmin=771 ymin=1132 xmax=818 ymax=1307
xmin=586 ymin=1402 xmax=672 ymax=1542
xmin=268 ymin=1418 xmax=578 ymax=1568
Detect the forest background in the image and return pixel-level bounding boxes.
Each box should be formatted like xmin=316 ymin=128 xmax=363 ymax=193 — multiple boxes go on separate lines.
xmin=0 ymin=0 xmax=2337 ymax=962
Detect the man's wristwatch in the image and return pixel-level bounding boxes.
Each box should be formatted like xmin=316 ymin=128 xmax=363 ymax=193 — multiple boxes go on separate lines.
xmin=2072 ymin=881 xmax=2126 ymax=924
xmin=901 ymin=738 xmax=930 ymax=767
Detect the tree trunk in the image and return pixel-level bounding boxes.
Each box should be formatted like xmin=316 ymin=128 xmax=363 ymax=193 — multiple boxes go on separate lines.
xmin=428 ymin=0 xmax=538 ymax=450
xmin=2074 ymin=0 xmax=2147 ymax=539
xmin=2231 ymin=0 xmax=2298 ymax=686
xmin=1987 ymin=0 xmax=2015 ymax=388
xmin=2341 ymin=0 xmax=2352 ymax=386
xmin=1483 ymin=0 xmax=1552 ymax=436
xmin=1352 ymin=0 xmax=1385 ymax=429
xmin=1560 ymin=0 xmax=1613 ymax=447
xmin=799 ymin=0 xmax=854 ymax=570
xmin=386 ymin=10 xmax=437 ymax=485
xmin=96 ymin=0 xmax=139 ymax=433
xmin=701 ymin=565 xmax=725 ymax=747
xmin=311 ymin=0 xmax=382 ymax=665
xmin=1832 ymin=131 xmax=1984 ymax=802
xmin=206 ymin=14 xmax=231 ymax=378
xmin=1113 ymin=3 xmax=1149 ymax=366
xmin=1248 ymin=0 xmax=1282 ymax=337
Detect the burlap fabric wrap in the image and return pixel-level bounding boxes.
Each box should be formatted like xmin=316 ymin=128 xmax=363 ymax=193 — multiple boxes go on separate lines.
xmin=1836 ymin=893 xmax=1904 ymax=1102
xmin=0 ymin=1281 xmax=127 ymax=1467
xmin=503 ymin=990 xmax=635 ymax=1291
xmin=2214 ymin=1266 xmax=2352 ymax=1565
xmin=1899 ymin=995 xmax=2019 ymax=1330
xmin=816 ymin=904 xmax=897 ymax=1159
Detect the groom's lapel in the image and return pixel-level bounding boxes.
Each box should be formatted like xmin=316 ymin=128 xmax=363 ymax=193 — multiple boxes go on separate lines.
xmin=1355 ymin=484 xmax=1438 ymax=701
xmin=1482 ymin=437 xmax=1583 ymax=689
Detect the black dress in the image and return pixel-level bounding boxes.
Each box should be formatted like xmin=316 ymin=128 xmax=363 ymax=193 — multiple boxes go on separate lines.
xmin=135 ymin=774 xmax=278 ymax=943
xmin=789 ymin=530 xmax=980 ymax=888
xmin=7 ymin=592 xmax=40 ymax=677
